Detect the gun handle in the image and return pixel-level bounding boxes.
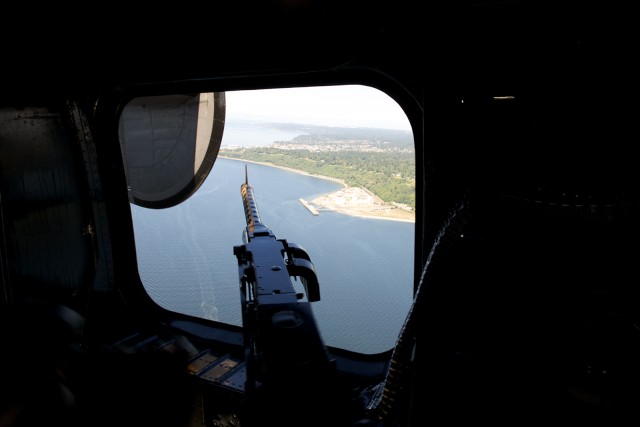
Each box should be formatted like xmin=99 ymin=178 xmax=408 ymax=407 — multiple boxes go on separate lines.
xmin=286 ymin=241 xmax=311 ymax=261
xmin=288 ymin=257 xmax=320 ymax=302
xmin=284 ymin=241 xmax=320 ymax=302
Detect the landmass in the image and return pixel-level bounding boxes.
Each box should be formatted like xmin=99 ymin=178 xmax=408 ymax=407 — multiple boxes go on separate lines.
xmin=220 ymin=156 xmax=415 ymax=223
xmin=311 ymin=187 xmax=414 ymax=222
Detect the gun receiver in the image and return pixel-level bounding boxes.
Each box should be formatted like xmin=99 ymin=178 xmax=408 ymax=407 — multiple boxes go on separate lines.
xmin=233 ymin=165 xmax=334 ymax=397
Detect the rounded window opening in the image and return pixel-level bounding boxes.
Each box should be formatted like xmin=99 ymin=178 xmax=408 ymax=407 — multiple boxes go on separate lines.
xmin=125 ymin=85 xmax=415 ymax=354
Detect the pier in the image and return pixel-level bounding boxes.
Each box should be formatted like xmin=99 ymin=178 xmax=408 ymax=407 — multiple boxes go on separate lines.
xmin=299 ymin=198 xmax=319 ymax=215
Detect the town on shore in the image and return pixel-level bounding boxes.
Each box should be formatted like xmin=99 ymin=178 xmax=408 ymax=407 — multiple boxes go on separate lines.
xmin=219 ymin=122 xmax=416 ymax=222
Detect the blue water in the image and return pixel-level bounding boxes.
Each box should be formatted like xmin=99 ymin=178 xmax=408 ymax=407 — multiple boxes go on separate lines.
xmin=131 ymin=157 xmax=414 ymax=354
xmin=220 ymin=121 xmax=303 ymax=148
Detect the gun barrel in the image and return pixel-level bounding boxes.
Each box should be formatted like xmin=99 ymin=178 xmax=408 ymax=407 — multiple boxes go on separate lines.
xmin=241 ymin=165 xmax=270 ymax=237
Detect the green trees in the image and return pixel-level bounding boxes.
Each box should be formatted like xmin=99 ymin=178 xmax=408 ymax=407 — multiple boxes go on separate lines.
xmin=219 ymin=147 xmax=415 ymax=210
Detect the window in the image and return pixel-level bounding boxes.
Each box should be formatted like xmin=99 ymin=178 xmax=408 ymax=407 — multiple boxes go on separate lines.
xmin=122 ymin=85 xmax=415 ymax=354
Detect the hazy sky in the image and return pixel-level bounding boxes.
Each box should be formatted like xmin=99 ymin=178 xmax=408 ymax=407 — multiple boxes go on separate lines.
xmin=225 ymin=85 xmax=411 ymax=131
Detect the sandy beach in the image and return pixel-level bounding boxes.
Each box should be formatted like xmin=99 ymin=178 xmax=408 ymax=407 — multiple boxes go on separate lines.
xmin=310 ymin=187 xmax=415 ymax=222
xmin=219 ymin=156 xmax=415 ymax=223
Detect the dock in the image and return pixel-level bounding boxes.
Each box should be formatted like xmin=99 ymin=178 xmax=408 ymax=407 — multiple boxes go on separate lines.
xmin=298 ymin=198 xmax=319 ymax=215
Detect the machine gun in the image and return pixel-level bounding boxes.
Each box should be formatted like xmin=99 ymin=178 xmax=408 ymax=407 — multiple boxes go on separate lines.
xmin=233 ymin=165 xmax=335 ymax=402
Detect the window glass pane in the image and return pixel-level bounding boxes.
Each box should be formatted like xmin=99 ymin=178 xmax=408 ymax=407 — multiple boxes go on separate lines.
xmin=129 ymin=85 xmax=415 ymax=354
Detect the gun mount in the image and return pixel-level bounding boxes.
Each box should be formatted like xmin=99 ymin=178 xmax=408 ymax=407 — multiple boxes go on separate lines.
xmin=233 ymin=166 xmax=335 ymax=412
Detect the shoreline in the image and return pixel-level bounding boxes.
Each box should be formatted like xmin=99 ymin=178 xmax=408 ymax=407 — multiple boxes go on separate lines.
xmin=219 ymin=155 xmax=347 ymax=187
xmin=323 ymin=210 xmax=415 ymax=223
xmin=219 ymin=155 xmax=415 ymax=223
